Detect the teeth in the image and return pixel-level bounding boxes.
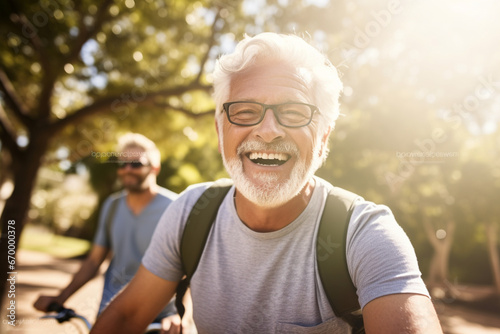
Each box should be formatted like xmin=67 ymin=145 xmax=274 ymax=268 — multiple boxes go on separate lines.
xmin=248 ymin=152 xmax=288 ymax=161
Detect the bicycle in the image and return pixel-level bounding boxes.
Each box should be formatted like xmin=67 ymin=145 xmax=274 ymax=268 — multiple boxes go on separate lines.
xmin=41 ymin=302 xmax=163 ymax=333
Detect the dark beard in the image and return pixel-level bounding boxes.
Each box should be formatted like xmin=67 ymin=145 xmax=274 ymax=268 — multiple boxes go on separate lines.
xmin=121 ymin=173 xmax=149 ymax=192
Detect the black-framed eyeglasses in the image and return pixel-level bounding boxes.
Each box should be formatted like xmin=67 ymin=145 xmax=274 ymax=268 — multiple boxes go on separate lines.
xmin=222 ymin=101 xmax=318 ymax=128
xmin=117 ymin=161 xmax=150 ymax=169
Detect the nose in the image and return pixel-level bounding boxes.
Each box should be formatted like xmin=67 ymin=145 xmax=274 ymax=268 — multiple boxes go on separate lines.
xmin=253 ymin=108 xmax=286 ymax=143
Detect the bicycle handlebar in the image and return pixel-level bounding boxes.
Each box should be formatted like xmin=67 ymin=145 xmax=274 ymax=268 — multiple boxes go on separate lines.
xmin=42 ymin=302 xmax=162 ymax=333
xmin=42 ymin=302 xmax=92 ymax=329
xmin=47 ymin=302 xmax=64 ymax=313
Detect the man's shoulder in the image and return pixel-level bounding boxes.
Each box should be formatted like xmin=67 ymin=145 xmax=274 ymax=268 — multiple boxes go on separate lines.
xmin=315 ymin=177 xmax=392 ymax=217
xmin=156 ymin=186 xmax=179 ymax=202
xmin=153 ymin=180 xmax=231 ymax=236
xmin=104 ymin=191 xmax=126 ymax=205
xmin=180 ymin=179 xmax=232 ymax=201
xmin=314 ymin=176 xmax=363 ymax=202
xmin=315 ymin=177 xmax=360 ymax=196
xmin=161 ymin=179 xmax=232 ymax=212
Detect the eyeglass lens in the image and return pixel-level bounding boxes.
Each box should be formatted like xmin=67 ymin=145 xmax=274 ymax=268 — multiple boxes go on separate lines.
xmin=117 ymin=161 xmax=148 ymax=169
xmin=225 ymin=102 xmax=315 ymax=127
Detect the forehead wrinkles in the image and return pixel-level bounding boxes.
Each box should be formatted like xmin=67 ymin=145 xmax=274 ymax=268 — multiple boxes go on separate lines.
xmin=229 ymin=63 xmax=313 ymax=101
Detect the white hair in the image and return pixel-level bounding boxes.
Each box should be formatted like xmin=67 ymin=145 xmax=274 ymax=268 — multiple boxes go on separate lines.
xmin=116 ymin=133 xmax=161 ymax=168
xmin=213 ymin=33 xmax=343 ymax=133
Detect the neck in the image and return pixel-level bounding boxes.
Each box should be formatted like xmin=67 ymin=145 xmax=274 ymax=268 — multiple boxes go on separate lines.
xmin=126 ymin=183 xmax=158 ymax=215
xmin=234 ymin=178 xmax=316 ymax=232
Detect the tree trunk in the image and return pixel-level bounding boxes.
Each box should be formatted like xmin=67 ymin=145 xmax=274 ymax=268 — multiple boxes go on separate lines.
xmin=0 ymin=133 xmax=49 ymax=310
xmin=486 ymin=222 xmax=500 ymax=293
xmin=424 ymin=218 xmax=455 ymax=289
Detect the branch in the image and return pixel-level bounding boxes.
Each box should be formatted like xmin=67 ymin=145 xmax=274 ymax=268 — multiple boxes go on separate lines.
xmin=0 ymin=104 xmax=20 ymax=156
xmin=194 ymin=9 xmax=223 ymax=84
xmin=48 ymin=82 xmax=213 ymax=133
xmin=7 ymin=0 xmax=51 ymax=72
xmin=154 ymin=103 xmax=215 ymax=119
xmin=37 ymin=0 xmax=115 ymax=119
xmin=0 ymin=67 xmax=32 ymax=126
xmin=72 ymin=0 xmax=84 ymax=17
xmin=65 ymin=0 xmax=114 ymax=65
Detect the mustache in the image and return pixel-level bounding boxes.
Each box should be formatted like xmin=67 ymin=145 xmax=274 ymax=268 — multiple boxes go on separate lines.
xmin=237 ymin=140 xmax=300 ymax=156
xmin=120 ymin=173 xmax=141 ymax=177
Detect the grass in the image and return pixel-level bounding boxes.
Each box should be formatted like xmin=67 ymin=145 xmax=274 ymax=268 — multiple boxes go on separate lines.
xmin=20 ymin=224 xmax=91 ymax=258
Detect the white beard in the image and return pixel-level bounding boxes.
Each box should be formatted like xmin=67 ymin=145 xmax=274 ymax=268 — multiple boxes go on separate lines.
xmin=222 ymin=139 xmax=322 ymax=208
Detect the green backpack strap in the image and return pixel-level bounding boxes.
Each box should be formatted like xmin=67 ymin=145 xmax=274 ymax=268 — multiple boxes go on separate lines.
xmin=176 ymin=179 xmax=233 ymax=318
xmin=316 ymin=187 xmax=364 ymax=333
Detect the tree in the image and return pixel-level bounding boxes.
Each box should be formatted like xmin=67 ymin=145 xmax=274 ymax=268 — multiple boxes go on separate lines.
xmin=0 ymin=0 xmax=248 ymax=307
xmin=454 ymin=156 xmax=500 ymax=293
xmin=318 ymin=0 xmax=500 ymax=296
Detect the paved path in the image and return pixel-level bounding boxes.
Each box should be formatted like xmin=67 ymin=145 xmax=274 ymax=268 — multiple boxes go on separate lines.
xmin=3 ymin=250 xmax=500 ymax=333
xmin=2 ymin=250 xmax=103 ymax=333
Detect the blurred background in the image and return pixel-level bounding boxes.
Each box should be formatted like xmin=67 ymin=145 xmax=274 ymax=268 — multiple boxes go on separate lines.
xmin=0 ymin=0 xmax=499 ymax=332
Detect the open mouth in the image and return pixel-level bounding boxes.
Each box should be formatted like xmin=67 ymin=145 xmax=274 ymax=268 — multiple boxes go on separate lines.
xmin=247 ymin=152 xmax=290 ymax=166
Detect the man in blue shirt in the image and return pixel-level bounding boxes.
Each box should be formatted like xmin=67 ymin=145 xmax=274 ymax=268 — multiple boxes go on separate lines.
xmin=34 ymin=133 xmax=191 ymax=333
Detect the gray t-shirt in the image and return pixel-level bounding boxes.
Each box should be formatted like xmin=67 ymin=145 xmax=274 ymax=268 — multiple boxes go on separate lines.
xmin=143 ymin=177 xmax=429 ymax=333
xmin=94 ymin=187 xmax=178 ymax=316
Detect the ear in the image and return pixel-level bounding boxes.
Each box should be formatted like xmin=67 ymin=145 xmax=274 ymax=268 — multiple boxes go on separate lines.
xmin=319 ymin=126 xmax=332 ymax=157
xmin=151 ymin=165 xmax=161 ymax=176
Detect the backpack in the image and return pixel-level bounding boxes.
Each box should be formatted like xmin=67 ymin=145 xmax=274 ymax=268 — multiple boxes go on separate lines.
xmin=175 ymin=179 xmax=364 ymax=333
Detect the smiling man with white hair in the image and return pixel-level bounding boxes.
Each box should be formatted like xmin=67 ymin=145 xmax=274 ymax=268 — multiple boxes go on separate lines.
xmin=91 ymin=33 xmax=443 ymax=334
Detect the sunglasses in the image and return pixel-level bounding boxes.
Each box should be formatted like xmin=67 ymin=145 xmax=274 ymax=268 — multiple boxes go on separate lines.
xmin=117 ymin=161 xmax=150 ymax=169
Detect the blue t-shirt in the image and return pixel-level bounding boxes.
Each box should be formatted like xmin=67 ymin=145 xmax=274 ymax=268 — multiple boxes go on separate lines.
xmin=94 ymin=187 xmax=178 ymax=316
